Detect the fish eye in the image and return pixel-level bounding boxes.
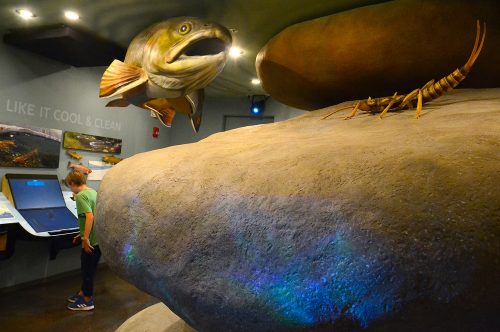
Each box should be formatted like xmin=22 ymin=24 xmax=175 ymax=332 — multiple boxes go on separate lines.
xmin=179 ymin=23 xmax=192 ymax=35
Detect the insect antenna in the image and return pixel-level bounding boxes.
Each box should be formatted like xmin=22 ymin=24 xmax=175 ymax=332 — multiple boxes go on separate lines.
xmin=465 ymin=20 xmax=486 ymax=70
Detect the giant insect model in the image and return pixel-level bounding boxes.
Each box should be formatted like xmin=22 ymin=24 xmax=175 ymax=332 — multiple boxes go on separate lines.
xmin=323 ymin=20 xmax=486 ymax=120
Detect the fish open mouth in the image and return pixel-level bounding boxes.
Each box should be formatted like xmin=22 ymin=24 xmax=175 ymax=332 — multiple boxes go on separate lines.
xmin=182 ymin=38 xmax=227 ymax=57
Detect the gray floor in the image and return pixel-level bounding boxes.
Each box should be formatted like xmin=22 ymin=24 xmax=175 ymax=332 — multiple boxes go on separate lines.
xmin=0 ymin=265 xmax=159 ymax=332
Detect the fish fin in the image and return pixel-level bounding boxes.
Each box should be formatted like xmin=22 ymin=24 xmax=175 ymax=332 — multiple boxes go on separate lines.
xmin=106 ymin=98 xmax=130 ymax=107
xmin=145 ymin=90 xmax=205 ymax=132
xmin=143 ymin=99 xmax=177 ymax=128
xmin=157 ymin=110 xmax=176 ymax=127
xmin=186 ymin=90 xmax=205 ymax=133
xmin=163 ymin=96 xmax=192 ymax=115
xmin=99 ymin=60 xmax=148 ymax=98
xmin=190 ymin=112 xmax=202 ymax=133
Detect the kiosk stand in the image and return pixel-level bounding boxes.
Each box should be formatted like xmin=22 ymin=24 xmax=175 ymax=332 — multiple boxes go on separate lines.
xmin=0 ymin=186 xmax=23 ymax=260
xmin=1 ymin=174 xmax=79 ymax=260
xmin=0 ymin=208 xmax=17 ymax=260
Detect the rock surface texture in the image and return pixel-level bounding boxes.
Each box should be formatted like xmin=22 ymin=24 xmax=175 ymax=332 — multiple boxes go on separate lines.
xmin=97 ymin=89 xmax=500 ymax=332
xmin=256 ymin=0 xmax=500 ymax=110
xmin=117 ymin=303 xmax=195 ymax=332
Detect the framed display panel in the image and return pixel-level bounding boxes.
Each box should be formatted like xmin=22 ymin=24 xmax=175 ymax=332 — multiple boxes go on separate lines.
xmin=0 ymin=123 xmax=61 ymax=168
xmin=63 ymin=131 xmax=122 ymax=154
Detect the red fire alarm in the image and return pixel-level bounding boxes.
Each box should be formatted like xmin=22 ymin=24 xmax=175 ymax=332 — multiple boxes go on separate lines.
xmin=152 ymin=127 xmax=159 ymax=138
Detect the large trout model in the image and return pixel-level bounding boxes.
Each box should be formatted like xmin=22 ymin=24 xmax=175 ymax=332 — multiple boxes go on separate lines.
xmin=99 ymin=17 xmax=232 ymax=132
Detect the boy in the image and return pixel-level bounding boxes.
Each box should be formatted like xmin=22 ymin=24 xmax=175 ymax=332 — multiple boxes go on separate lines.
xmin=65 ymin=171 xmax=100 ymax=311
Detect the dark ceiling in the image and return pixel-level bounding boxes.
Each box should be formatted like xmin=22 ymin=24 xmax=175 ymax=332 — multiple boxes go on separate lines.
xmin=0 ymin=0 xmax=390 ymax=97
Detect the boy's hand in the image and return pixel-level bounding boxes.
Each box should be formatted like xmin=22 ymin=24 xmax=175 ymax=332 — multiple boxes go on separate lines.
xmin=83 ymin=238 xmax=94 ymax=254
xmin=72 ymin=234 xmax=81 ymax=245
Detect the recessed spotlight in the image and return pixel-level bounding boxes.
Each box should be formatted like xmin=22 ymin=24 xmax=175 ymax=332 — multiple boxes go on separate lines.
xmin=64 ymin=10 xmax=80 ymax=21
xmin=16 ymin=9 xmax=35 ymax=20
xmin=229 ymin=46 xmax=244 ymax=58
xmin=251 ymin=78 xmax=261 ymax=85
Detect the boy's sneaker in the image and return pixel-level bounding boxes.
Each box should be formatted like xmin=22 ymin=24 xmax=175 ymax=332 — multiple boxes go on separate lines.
xmin=67 ymin=297 xmax=94 ymax=311
xmin=67 ymin=293 xmax=81 ymax=303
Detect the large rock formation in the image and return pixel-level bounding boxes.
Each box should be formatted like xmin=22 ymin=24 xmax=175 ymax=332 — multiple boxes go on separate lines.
xmin=96 ymin=89 xmax=500 ymax=331
xmin=256 ymin=0 xmax=500 ymax=110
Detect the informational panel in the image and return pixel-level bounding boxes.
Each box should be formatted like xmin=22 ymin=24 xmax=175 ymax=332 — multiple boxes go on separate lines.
xmin=87 ymin=160 xmax=113 ymax=181
xmin=0 ymin=123 xmax=62 ymax=168
xmin=0 ymin=192 xmax=22 ymax=225
xmin=0 ymin=201 xmax=13 ymax=219
xmin=223 ymin=115 xmax=274 ymax=131
xmin=63 ymin=131 xmax=122 ymax=153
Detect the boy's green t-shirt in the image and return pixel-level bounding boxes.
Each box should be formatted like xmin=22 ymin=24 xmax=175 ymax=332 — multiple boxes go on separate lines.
xmin=75 ymin=188 xmax=98 ymax=247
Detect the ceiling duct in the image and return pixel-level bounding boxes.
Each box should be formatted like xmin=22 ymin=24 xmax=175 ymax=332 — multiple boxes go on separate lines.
xmin=3 ymin=24 xmax=126 ymax=67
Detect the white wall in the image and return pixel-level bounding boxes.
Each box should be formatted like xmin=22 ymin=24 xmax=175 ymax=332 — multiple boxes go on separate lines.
xmin=0 ymin=42 xmax=171 ymax=289
xmin=168 ymin=96 xmax=305 ymax=146
xmin=0 ymin=41 xmax=305 ymax=289
xmin=0 ymin=43 xmax=171 ymax=186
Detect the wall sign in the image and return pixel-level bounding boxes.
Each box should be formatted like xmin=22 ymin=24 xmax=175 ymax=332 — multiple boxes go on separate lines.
xmin=2 ymin=98 xmax=122 ymax=132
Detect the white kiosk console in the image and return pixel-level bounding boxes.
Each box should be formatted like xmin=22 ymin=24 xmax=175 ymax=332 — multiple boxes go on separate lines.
xmin=1 ymin=174 xmax=80 ymax=260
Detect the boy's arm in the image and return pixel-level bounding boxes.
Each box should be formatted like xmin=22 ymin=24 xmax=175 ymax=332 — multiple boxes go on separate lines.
xmin=83 ymin=212 xmax=94 ymax=244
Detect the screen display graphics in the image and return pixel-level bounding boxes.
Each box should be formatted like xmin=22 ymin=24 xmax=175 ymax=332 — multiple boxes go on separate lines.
xmin=9 ymin=178 xmax=66 ymax=210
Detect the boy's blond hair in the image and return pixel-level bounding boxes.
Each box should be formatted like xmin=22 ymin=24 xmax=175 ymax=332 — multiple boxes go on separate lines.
xmin=65 ymin=171 xmax=86 ymax=186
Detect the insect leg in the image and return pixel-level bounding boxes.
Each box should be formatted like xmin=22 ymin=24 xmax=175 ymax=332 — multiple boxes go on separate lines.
xmin=421 ymin=79 xmax=435 ymax=90
xmin=400 ymin=88 xmax=419 ymax=109
xmin=344 ymin=101 xmax=361 ymax=120
xmin=416 ymin=89 xmax=423 ymax=119
xmin=379 ymin=92 xmax=398 ymax=119
xmin=322 ymin=104 xmax=356 ymax=120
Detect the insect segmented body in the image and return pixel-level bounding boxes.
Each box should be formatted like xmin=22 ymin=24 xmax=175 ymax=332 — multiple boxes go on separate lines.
xmin=323 ymin=20 xmax=486 ymax=120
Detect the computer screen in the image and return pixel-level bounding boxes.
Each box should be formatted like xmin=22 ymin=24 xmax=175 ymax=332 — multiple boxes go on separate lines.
xmin=18 ymin=208 xmax=78 ymax=233
xmin=9 ymin=177 xmax=66 ymax=210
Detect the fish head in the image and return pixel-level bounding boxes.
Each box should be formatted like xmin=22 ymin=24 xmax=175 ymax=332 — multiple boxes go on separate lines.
xmin=137 ymin=17 xmax=232 ymax=94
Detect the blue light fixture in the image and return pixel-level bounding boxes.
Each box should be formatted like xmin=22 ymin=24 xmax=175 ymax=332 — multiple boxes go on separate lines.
xmin=249 ymin=95 xmax=269 ymax=116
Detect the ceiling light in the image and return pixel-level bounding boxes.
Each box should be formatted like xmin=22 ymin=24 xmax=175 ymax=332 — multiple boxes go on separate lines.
xmin=251 ymin=78 xmax=261 ymax=85
xmin=64 ymin=11 xmax=80 ymax=21
xmin=229 ymin=46 xmax=244 ymax=58
xmin=16 ymin=9 xmax=35 ymax=20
